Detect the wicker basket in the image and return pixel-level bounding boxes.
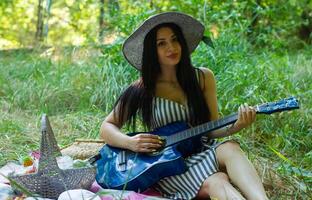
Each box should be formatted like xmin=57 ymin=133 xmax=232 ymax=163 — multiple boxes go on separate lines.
xmin=61 ymin=139 xmax=105 ymax=160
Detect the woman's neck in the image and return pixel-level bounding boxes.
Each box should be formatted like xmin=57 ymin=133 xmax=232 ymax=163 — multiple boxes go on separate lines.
xmin=158 ymin=65 xmax=178 ymax=83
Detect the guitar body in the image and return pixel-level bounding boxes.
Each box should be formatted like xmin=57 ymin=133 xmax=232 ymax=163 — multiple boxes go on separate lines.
xmin=94 ymin=97 xmax=299 ymax=192
xmin=96 ymin=121 xmax=197 ymax=192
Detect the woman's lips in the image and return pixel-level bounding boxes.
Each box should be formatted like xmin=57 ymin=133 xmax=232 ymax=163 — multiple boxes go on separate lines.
xmin=167 ymin=53 xmax=178 ymax=59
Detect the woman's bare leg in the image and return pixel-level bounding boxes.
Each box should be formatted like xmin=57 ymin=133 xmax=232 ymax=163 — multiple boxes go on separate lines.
xmin=196 ymin=172 xmax=246 ymax=200
xmin=216 ymin=141 xmax=268 ymax=200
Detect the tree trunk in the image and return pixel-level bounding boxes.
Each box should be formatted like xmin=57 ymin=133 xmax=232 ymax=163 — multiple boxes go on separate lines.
xmin=43 ymin=0 xmax=52 ymax=40
xmin=35 ymin=0 xmax=44 ymax=43
xmin=298 ymin=9 xmax=312 ymax=44
xmin=99 ymin=0 xmax=105 ymax=42
xmin=149 ymin=0 xmax=153 ymax=9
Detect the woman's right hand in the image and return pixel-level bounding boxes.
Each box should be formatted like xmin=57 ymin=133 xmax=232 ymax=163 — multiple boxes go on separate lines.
xmin=128 ymin=133 xmax=163 ymax=153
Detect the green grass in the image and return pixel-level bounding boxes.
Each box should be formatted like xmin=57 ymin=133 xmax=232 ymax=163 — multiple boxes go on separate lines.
xmin=0 ymin=31 xmax=311 ymax=199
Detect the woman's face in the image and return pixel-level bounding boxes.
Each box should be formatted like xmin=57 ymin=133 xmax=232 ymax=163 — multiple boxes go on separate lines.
xmin=156 ymin=27 xmax=181 ymax=68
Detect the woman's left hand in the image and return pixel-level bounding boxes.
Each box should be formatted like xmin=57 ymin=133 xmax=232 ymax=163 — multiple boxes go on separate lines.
xmin=233 ymin=103 xmax=256 ymax=131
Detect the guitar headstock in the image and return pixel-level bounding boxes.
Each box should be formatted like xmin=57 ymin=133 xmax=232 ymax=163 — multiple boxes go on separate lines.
xmin=255 ymin=97 xmax=299 ymax=114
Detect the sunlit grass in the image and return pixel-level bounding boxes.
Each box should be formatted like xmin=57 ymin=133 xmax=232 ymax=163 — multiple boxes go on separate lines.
xmin=0 ymin=32 xmax=311 ymax=198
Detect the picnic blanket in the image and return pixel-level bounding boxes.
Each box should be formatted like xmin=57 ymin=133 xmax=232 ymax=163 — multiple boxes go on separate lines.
xmin=0 ymin=153 xmax=167 ymax=200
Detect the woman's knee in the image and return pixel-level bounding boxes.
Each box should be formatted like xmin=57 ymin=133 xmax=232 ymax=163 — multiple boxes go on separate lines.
xmin=216 ymin=141 xmax=242 ymax=164
xmin=201 ymin=172 xmax=230 ymax=193
xmin=197 ymin=172 xmax=229 ymax=198
xmin=218 ymin=140 xmax=241 ymax=152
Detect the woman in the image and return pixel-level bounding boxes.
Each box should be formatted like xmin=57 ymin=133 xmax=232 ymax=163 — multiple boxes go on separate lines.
xmin=99 ymin=12 xmax=268 ymax=200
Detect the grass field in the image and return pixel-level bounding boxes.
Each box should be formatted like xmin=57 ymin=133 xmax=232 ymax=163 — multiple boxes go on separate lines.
xmin=0 ymin=32 xmax=311 ymax=198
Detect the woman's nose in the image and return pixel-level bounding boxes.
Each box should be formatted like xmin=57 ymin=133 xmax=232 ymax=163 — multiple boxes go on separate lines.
xmin=167 ymin=42 xmax=176 ymax=51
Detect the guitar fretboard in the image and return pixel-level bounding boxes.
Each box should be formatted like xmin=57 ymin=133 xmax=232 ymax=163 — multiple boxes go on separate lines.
xmin=165 ymin=113 xmax=238 ymax=146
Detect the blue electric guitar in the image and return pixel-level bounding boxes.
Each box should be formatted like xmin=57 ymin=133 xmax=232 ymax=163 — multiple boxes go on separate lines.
xmin=93 ymin=97 xmax=299 ymax=192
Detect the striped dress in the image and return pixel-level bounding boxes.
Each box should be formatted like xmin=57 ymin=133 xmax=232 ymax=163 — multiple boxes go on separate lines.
xmin=151 ymin=96 xmax=223 ymax=200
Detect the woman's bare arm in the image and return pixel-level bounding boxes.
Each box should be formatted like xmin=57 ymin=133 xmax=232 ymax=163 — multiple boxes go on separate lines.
xmin=100 ymin=110 xmax=132 ymax=149
xmin=199 ymin=67 xmax=256 ymax=139
xmin=100 ymin=106 xmax=162 ymax=152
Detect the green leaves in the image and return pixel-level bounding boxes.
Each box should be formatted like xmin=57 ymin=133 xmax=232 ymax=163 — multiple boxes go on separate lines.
xmin=1 ymin=0 xmax=311 ymax=48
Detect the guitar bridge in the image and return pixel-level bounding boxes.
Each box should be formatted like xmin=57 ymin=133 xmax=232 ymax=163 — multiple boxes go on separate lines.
xmin=117 ymin=150 xmax=127 ymax=172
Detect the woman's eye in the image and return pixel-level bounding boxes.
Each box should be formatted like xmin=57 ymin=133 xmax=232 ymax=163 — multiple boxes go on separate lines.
xmin=157 ymin=41 xmax=165 ymax=46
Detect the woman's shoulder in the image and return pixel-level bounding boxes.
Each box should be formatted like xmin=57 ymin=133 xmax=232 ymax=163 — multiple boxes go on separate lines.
xmin=118 ymin=79 xmax=145 ymax=103
xmin=128 ymin=79 xmax=143 ymax=88
xmin=120 ymin=79 xmax=144 ymax=96
xmin=194 ymin=67 xmax=215 ymax=90
xmin=195 ymin=67 xmax=214 ymax=77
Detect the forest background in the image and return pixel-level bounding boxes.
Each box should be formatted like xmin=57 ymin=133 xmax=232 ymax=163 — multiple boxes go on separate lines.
xmin=0 ymin=0 xmax=311 ymax=199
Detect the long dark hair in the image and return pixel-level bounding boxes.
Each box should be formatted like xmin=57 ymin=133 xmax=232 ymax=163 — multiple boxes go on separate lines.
xmin=115 ymin=23 xmax=210 ymax=131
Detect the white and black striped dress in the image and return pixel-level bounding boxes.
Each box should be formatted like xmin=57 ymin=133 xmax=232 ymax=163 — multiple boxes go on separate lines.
xmin=151 ymin=96 xmax=223 ymax=200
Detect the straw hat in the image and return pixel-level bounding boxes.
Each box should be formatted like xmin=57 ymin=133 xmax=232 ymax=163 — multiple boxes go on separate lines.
xmin=122 ymin=11 xmax=205 ymax=70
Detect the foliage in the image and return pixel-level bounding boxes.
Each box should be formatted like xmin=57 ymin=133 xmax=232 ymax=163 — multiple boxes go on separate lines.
xmin=0 ymin=0 xmax=311 ymax=199
xmin=0 ymin=0 xmax=311 ymax=48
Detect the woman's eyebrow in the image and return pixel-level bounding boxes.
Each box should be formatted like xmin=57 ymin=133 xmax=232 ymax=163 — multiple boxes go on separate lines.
xmin=157 ymin=34 xmax=176 ymax=41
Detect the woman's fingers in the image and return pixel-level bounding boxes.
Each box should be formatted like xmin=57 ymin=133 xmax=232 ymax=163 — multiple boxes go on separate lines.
xmin=131 ymin=133 xmax=163 ymax=152
xmin=236 ymin=103 xmax=257 ymax=131
xmin=139 ymin=133 xmax=160 ymax=139
xmin=249 ymin=106 xmax=256 ymax=122
xmin=139 ymin=141 xmax=162 ymax=148
xmin=137 ymin=137 xmax=161 ymax=144
xmin=245 ymin=104 xmax=256 ymax=124
xmin=242 ymin=104 xmax=248 ymax=122
xmin=239 ymin=105 xmax=244 ymax=121
xmin=138 ymin=147 xmax=158 ymax=153
xmin=138 ymin=143 xmax=162 ymax=153
xmin=137 ymin=134 xmax=162 ymax=144
xmin=239 ymin=104 xmax=247 ymax=124
xmin=244 ymin=103 xmax=251 ymax=124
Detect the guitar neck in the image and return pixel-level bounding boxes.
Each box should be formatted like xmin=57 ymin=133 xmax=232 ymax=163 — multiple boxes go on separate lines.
xmin=165 ymin=113 xmax=238 ymax=147
xmin=88 ymin=97 xmax=298 ymax=166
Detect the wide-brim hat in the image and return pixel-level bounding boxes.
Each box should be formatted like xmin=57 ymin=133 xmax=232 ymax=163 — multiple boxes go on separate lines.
xmin=122 ymin=12 xmax=205 ymax=70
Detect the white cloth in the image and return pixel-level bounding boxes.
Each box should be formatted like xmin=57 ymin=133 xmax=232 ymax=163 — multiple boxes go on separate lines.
xmin=58 ymin=189 xmax=101 ymax=200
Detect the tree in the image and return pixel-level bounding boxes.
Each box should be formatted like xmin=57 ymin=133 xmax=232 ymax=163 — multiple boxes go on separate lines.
xmin=99 ymin=0 xmax=105 ymax=42
xmin=35 ymin=0 xmax=52 ymax=45
xmin=35 ymin=0 xmax=44 ymax=43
